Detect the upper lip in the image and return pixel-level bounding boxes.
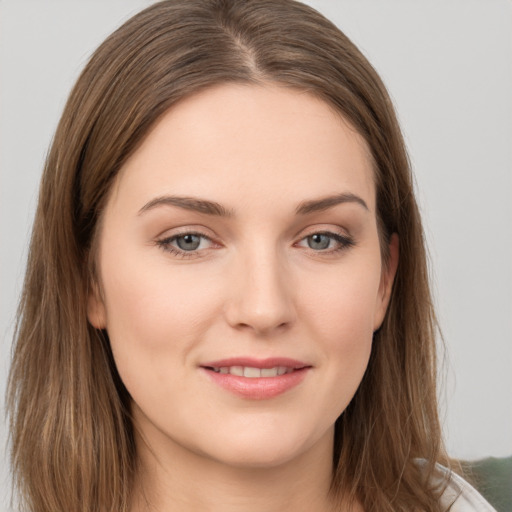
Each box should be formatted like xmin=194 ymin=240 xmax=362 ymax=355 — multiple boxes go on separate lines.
xmin=200 ymin=357 xmax=310 ymax=369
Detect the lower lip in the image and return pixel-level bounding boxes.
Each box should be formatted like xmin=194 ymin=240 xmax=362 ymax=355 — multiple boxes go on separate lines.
xmin=201 ymin=367 xmax=310 ymax=400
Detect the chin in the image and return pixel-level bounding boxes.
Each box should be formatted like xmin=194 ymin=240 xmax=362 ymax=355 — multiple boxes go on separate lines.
xmin=204 ymin=443 xmax=306 ymax=470
xmin=195 ymin=423 xmax=333 ymax=471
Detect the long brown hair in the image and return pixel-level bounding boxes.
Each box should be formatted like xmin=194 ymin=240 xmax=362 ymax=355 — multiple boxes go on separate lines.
xmin=8 ymin=1 xmax=452 ymax=510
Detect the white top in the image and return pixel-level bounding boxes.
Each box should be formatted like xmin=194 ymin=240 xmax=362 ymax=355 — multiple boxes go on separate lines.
xmin=438 ymin=464 xmax=497 ymax=511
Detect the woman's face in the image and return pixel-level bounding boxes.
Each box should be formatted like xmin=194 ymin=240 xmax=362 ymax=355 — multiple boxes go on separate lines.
xmin=88 ymin=84 xmax=397 ymax=470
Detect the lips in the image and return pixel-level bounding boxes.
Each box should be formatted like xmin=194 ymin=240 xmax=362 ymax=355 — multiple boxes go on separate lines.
xmin=200 ymin=357 xmax=311 ymax=399
xmin=209 ymin=365 xmax=294 ymax=377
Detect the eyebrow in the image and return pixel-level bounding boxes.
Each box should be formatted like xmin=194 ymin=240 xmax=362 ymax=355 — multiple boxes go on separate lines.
xmin=295 ymin=193 xmax=369 ymax=215
xmin=138 ymin=195 xmax=234 ymax=217
xmin=138 ymin=192 xmax=369 ymax=217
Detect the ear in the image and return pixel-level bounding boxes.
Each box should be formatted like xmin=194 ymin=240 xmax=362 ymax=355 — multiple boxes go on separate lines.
xmin=373 ymin=233 xmax=399 ymax=331
xmin=87 ymin=280 xmax=107 ymax=329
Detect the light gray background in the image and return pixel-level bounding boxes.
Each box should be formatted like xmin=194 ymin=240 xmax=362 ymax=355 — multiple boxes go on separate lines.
xmin=1 ymin=1 xmax=511 ymax=509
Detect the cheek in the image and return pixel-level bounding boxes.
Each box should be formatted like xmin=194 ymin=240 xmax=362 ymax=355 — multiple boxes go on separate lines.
xmin=297 ymin=259 xmax=381 ymax=408
xmin=318 ymin=287 xmax=374 ymax=384
xmin=98 ymin=251 xmax=222 ymax=391
xmin=102 ymin=248 xmax=218 ymax=328
xmin=299 ymin=258 xmax=382 ymax=343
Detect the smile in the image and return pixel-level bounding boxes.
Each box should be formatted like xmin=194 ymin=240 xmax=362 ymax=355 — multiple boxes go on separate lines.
xmin=209 ymin=366 xmax=295 ymax=377
xmin=200 ymin=358 xmax=311 ymax=399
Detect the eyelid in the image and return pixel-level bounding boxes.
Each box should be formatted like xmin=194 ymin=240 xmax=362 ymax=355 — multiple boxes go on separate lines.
xmin=155 ymin=223 xmax=216 ymax=239
xmin=294 ymin=224 xmax=351 ymax=241
xmin=294 ymin=227 xmax=355 ymax=253
xmin=155 ymin=227 xmax=221 ymax=258
xmin=154 ymin=224 xmax=354 ymax=258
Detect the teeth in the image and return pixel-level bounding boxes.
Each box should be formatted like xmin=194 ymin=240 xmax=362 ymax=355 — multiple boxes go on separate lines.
xmin=230 ymin=366 xmax=244 ymax=376
xmin=211 ymin=366 xmax=296 ymax=377
xmin=261 ymin=367 xmax=278 ymax=377
xmin=244 ymin=367 xmax=261 ymax=378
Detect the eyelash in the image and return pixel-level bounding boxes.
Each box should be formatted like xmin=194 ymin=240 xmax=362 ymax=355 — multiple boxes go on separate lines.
xmin=156 ymin=230 xmax=355 ymax=258
xmin=156 ymin=231 xmax=214 ymax=259
xmin=296 ymin=232 xmax=355 ymax=254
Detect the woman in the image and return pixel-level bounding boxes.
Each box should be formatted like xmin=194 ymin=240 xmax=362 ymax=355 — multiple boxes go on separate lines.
xmin=7 ymin=1 xmax=496 ymax=511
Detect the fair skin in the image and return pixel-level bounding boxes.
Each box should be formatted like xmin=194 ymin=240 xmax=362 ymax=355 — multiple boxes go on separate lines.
xmin=88 ymin=84 xmax=398 ymax=512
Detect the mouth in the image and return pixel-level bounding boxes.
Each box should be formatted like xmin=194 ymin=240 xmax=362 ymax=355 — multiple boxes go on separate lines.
xmin=199 ymin=358 xmax=311 ymax=399
xmin=206 ymin=365 xmax=298 ymax=377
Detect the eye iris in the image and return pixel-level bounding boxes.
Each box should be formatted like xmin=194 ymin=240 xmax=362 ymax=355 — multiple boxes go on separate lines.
xmin=176 ymin=234 xmax=201 ymax=251
xmin=308 ymin=234 xmax=331 ymax=250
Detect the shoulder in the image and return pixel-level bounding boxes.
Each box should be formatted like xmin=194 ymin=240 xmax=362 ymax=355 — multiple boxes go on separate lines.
xmin=436 ymin=464 xmax=497 ymax=512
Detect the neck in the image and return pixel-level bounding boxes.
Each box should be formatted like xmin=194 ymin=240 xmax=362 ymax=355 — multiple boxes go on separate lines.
xmin=130 ymin=423 xmax=340 ymax=512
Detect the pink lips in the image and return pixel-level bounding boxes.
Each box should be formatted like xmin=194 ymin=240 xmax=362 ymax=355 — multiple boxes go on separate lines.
xmin=200 ymin=357 xmax=311 ymax=400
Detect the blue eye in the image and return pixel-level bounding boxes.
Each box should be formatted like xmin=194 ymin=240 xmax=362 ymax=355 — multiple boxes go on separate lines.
xmin=174 ymin=234 xmax=202 ymax=251
xmin=298 ymin=232 xmax=354 ymax=252
xmin=157 ymin=232 xmax=213 ymax=257
xmin=307 ymin=233 xmax=332 ymax=250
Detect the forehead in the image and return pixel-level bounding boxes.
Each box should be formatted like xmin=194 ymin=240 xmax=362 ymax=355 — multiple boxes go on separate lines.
xmin=110 ymin=83 xmax=376 ymax=214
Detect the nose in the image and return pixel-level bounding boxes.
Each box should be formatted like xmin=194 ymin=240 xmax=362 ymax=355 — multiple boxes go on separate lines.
xmin=224 ymin=247 xmax=296 ymax=336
